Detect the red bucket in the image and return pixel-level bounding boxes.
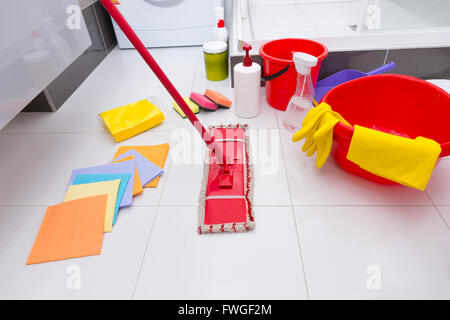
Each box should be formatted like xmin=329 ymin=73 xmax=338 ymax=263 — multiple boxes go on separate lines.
xmin=323 ymin=74 xmax=450 ymax=184
xmin=259 ymin=38 xmax=328 ymax=111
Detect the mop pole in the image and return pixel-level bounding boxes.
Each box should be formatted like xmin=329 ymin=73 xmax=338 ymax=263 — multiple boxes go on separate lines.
xmin=100 ymin=0 xmax=223 ymax=159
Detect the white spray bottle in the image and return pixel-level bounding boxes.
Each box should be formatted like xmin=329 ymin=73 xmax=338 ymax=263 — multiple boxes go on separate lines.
xmin=283 ymin=52 xmax=318 ymax=133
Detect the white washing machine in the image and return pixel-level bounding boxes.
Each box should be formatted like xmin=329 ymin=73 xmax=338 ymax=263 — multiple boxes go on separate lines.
xmin=111 ymin=0 xmax=221 ymax=48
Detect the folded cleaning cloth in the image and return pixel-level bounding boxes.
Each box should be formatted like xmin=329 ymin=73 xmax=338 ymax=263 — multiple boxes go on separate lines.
xmin=100 ymin=100 xmax=165 ymax=142
xmin=346 ymin=125 xmax=441 ymax=191
xmin=292 ymin=102 xmax=351 ymax=168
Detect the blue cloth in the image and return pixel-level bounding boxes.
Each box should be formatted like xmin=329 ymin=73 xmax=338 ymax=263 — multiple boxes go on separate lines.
xmin=72 ymin=173 xmax=131 ymax=225
xmin=69 ymin=160 xmax=136 ymax=209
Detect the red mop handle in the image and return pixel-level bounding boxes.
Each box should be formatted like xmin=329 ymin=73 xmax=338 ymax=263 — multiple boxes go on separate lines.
xmin=100 ymin=0 xmax=218 ymax=152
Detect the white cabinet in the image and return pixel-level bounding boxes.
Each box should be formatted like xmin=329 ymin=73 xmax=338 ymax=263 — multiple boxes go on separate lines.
xmin=112 ymin=0 xmax=221 ymax=48
xmin=0 ymin=0 xmax=91 ymax=129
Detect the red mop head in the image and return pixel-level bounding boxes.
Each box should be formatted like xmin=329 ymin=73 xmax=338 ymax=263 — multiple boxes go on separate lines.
xmin=99 ymin=0 xmax=254 ymax=234
xmin=198 ymin=124 xmax=255 ymax=234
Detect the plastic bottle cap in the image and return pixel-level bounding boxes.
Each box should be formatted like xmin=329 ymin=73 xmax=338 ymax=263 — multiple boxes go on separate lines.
xmin=242 ymin=42 xmax=252 ymax=67
xmin=217 ymin=19 xmax=225 ymax=28
xmin=203 ymin=41 xmax=227 ymax=54
xmin=292 ymin=52 xmax=318 ymax=75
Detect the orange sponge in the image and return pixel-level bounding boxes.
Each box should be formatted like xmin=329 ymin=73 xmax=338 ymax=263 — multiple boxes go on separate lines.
xmin=204 ymin=89 xmax=232 ymax=108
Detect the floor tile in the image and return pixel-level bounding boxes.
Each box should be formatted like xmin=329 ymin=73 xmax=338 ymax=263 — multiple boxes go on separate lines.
xmin=294 ymin=205 xmax=450 ymax=299
xmin=280 ymin=130 xmax=431 ymax=205
xmin=124 ymin=46 xmax=201 ymax=89
xmin=0 ymin=206 xmax=31 ymax=250
xmin=0 ymin=206 xmax=156 ymax=299
xmin=76 ymin=48 xmax=142 ymax=90
xmin=80 ymin=46 xmax=202 ymax=90
xmin=2 ymin=90 xmax=116 ymax=134
xmin=133 ymin=206 xmax=307 ymax=300
xmin=425 ymin=157 xmax=450 ymax=205
xmin=161 ymin=128 xmax=291 ymax=206
xmin=37 ymin=131 xmax=174 ymax=207
xmin=0 ymin=134 xmax=83 ymax=205
xmin=436 ymin=206 xmax=450 ymax=228
xmin=250 ymin=128 xmax=291 ymax=206
xmin=182 ymin=90 xmax=279 ymax=130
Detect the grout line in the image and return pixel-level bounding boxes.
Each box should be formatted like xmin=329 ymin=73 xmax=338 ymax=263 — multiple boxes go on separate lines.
xmin=296 ymin=3 xmax=320 ymax=36
xmin=0 ymin=204 xmax=40 ymax=207
xmin=190 ymin=52 xmax=203 ymax=92
xmin=1 ymin=129 xmax=180 ymax=135
xmin=287 ymin=204 xmax=436 ymax=207
xmin=131 ymin=140 xmax=178 ymax=298
xmin=425 ymin=191 xmax=449 ymax=228
xmin=129 ymin=205 xmax=159 ymax=299
xmin=0 ymin=131 xmax=97 ymax=135
xmin=133 ymin=204 xmax=295 ymax=208
xmin=128 ymin=203 xmax=440 ymax=208
xmin=32 ymin=134 xmax=87 ymax=206
xmin=0 ymin=131 xmax=88 ymax=253
xmin=31 ymin=99 xmax=95 ymax=206
xmin=0 ymin=206 xmax=34 ymax=254
xmin=76 ymin=84 xmax=194 ymax=92
xmin=275 ymin=110 xmax=311 ymax=300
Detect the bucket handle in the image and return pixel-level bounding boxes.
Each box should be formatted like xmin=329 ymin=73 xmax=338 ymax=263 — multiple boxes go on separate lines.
xmin=261 ymin=62 xmax=292 ymax=82
xmin=441 ymin=142 xmax=450 ymax=158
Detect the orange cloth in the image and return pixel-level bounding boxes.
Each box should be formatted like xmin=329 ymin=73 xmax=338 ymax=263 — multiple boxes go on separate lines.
xmin=111 ymin=155 xmax=143 ymax=196
xmin=113 ymin=144 xmax=169 ymax=188
xmin=26 ymin=195 xmax=107 ymax=265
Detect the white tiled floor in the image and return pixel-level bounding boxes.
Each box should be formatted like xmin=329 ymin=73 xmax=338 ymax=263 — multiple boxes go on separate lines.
xmin=0 ymin=46 xmax=448 ymax=299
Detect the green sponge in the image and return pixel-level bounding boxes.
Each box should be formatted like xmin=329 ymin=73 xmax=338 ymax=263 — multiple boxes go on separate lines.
xmin=172 ymin=97 xmax=200 ymax=118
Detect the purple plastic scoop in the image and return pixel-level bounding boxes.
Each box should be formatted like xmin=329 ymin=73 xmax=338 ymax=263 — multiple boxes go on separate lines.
xmin=314 ymin=62 xmax=396 ymax=102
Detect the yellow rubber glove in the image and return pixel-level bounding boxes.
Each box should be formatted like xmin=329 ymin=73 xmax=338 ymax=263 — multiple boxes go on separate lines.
xmin=292 ymin=103 xmax=351 ymax=168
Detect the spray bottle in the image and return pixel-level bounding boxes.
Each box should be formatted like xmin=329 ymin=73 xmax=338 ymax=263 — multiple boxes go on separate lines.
xmin=283 ymin=52 xmax=318 ymax=133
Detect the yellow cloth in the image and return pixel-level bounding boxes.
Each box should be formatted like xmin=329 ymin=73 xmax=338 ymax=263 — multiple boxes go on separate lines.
xmin=292 ymin=102 xmax=351 ymax=168
xmin=64 ymin=180 xmax=121 ymax=233
xmin=346 ymin=125 xmax=441 ymax=191
xmin=100 ymin=100 xmax=165 ymax=142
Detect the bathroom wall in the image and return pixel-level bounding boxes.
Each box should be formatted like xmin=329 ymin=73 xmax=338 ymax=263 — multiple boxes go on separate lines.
xmin=23 ymin=0 xmax=117 ymax=112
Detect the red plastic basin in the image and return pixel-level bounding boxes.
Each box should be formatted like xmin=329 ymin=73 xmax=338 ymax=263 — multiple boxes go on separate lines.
xmin=322 ymin=74 xmax=450 ymax=184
